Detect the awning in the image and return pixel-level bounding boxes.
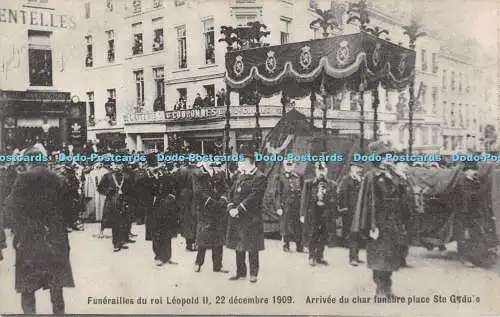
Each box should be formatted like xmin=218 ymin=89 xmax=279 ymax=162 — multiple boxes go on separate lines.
xmin=16 ymin=118 xmax=60 ymax=128
xmin=224 ymin=32 xmax=416 ymax=98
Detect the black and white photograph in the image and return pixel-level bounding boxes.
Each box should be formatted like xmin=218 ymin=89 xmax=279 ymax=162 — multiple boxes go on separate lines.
xmin=0 ymin=0 xmax=500 ymax=315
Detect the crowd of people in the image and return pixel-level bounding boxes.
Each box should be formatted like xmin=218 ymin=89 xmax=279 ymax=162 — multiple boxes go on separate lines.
xmin=0 ymin=140 xmax=498 ymax=313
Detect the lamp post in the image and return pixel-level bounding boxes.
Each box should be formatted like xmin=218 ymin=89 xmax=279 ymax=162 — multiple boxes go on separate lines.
xmin=403 ymin=20 xmax=427 ymax=155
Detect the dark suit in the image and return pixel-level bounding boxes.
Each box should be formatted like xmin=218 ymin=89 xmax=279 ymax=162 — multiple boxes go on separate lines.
xmin=300 ymin=177 xmax=337 ymax=261
xmin=226 ymin=168 xmax=267 ymax=277
xmin=338 ymin=174 xmax=362 ymax=261
xmin=193 ymin=166 xmax=229 ymax=271
xmin=275 ymin=172 xmax=303 ymax=249
xmin=4 ymin=166 xmax=74 ymax=314
xmin=97 ymin=171 xmax=132 ymax=249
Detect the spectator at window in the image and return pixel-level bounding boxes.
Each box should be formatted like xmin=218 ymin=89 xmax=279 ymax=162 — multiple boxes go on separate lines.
xmin=203 ymin=94 xmax=214 ymax=107
xmin=193 ymin=93 xmax=203 ymax=109
xmin=216 ymin=89 xmax=226 ymax=107
xmin=174 ymin=97 xmax=186 ymax=110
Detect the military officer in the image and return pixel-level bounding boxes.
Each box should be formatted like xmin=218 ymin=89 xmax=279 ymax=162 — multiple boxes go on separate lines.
xmin=338 ymin=162 xmax=364 ymax=266
xmin=275 ymin=159 xmax=304 ymax=252
xmin=351 ymin=140 xmax=410 ymax=298
xmin=300 ymin=162 xmax=337 ymax=266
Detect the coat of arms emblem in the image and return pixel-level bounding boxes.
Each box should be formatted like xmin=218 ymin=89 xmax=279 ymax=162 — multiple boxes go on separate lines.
xmin=372 ymin=43 xmax=381 ymax=67
xmin=265 ymin=51 xmax=277 ymax=73
xmin=398 ymin=53 xmax=408 ymax=75
xmin=233 ymin=55 xmax=244 ymax=76
xmin=336 ymin=40 xmax=350 ymax=65
xmin=299 ymin=46 xmax=312 ymax=69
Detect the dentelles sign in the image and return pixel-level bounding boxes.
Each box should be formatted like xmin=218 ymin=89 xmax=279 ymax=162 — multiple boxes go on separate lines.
xmin=0 ymin=7 xmax=76 ymax=29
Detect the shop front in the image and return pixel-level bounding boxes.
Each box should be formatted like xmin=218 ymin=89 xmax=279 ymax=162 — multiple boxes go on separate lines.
xmin=0 ymin=90 xmax=86 ymax=153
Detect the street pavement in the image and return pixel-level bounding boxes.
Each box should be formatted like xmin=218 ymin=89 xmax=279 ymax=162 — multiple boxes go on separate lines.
xmin=1 ymin=223 xmax=500 ymax=316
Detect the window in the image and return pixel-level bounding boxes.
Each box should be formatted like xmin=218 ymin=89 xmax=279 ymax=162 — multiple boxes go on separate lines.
xmin=235 ymin=14 xmax=257 ymax=26
xmin=203 ymin=19 xmax=215 ymax=64
xmin=451 ymin=71 xmax=455 ymax=90
xmin=106 ymin=0 xmax=113 ymax=12
xmin=132 ymin=23 xmax=143 ymax=55
xmin=84 ymin=2 xmax=91 ymax=19
xmin=349 ymin=92 xmax=358 ymax=111
xmin=432 ymin=86 xmax=437 ymax=114
xmin=176 ymin=88 xmax=187 ymax=110
xmin=176 ymin=25 xmax=187 ymax=68
xmin=458 ymin=73 xmax=462 ymax=92
xmin=443 ymin=136 xmax=448 ymax=150
xmin=421 ymin=126 xmax=428 ymax=146
xmin=280 ymin=18 xmax=291 ymax=44
xmin=134 ymin=71 xmax=145 ymax=110
xmin=421 ymin=84 xmax=426 ymax=106
xmin=432 ymin=128 xmax=438 ymax=145
xmin=87 ymin=92 xmax=95 ymax=117
xmin=442 ymin=101 xmax=447 ymax=119
xmin=442 ymin=69 xmax=446 ymax=90
xmin=133 ymin=0 xmax=141 ymax=13
xmin=175 ymin=0 xmax=185 ymax=6
xmin=152 ymin=18 xmax=164 ymax=51
xmin=85 ymin=35 xmax=93 ymax=67
xmin=153 ymin=0 xmax=163 ymax=8
xmin=106 ymin=30 xmax=115 ymax=62
xmin=153 ymin=67 xmax=165 ymax=111
xmin=105 ymin=89 xmax=116 ymax=121
xmin=28 ymin=30 xmax=52 ymax=86
xmin=432 ymin=52 xmax=437 ymax=73
xmin=203 ymin=84 xmax=215 ymax=107
xmin=451 ymin=103 xmax=455 ymax=126
xmin=421 ymin=49 xmax=427 ymax=71
xmin=458 ymin=103 xmax=463 ymax=126
xmin=465 ymin=104 xmax=470 ymax=127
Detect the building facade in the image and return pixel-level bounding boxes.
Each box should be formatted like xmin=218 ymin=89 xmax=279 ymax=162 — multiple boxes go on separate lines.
xmin=0 ymin=0 xmax=87 ymax=152
xmin=77 ymin=0 xmax=497 ymax=153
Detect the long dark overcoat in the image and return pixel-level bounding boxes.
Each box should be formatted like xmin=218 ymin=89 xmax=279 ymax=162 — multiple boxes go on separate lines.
xmin=131 ymin=170 xmax=155 ymax=240
xmin=4 ymin=166 xmax=75 ymax=293
xmin=299 ymin=177 xmax=337 ymax=246
xmin=193 ymin=167 xmax=229 ymax=248
xmin=351 ymin=169 xmax=410 ymax=272
xmin=225 ymin=169 xmax=267 ymax=252
xmin=275 ymin=172 xmax=303 ymax=238
xmin=150 ymin=173 xmax=179 ymax=241
xmin=338 ymin=175 xmax=362 ymax=241
xmin=176 ymin=166 xmax=197 ymax=240
xmin=97 ymin=171 xmax=133 ymax=230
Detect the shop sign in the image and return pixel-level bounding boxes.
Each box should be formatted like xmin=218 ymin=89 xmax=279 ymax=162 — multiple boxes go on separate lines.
xmin=124 ymin=111 xmax=166 ymax=124
xmin=165 ymin=108 xmax=225 ymax=121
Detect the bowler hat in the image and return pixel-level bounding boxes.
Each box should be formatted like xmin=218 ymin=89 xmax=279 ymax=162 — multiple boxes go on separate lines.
xmin=367 ymin=140 xmax=393 ymax=156
xmin=283 ymin=159 xmax=295 ymax=166
xmin=463 ymin=160 xmax=478 ymax=171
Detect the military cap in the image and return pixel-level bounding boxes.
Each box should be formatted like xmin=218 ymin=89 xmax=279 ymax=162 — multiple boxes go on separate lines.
xmin=237 ymin=143 xmax=256 ymax=158
xmin=283 ymin=159 xmax=296 ymax=166
xmin=367 ymin=140 xmax=393 ymax=156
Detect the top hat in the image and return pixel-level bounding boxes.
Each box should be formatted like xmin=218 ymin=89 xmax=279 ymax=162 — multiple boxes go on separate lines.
xmin=367 ymin=140 xmax=393 ymax=156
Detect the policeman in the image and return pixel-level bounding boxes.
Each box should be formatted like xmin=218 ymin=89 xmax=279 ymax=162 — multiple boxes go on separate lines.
xmin=300 ymin=162 xmax=337 ymax=266
xmin=338 ymin=162 xmax=364 ymax=266
xmin=275 ymin=159 xmax=304 ymax=252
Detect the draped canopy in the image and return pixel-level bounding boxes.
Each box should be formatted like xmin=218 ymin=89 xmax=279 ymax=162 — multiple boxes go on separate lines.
xmin=225 ymin=32 xmax=416 ymax=98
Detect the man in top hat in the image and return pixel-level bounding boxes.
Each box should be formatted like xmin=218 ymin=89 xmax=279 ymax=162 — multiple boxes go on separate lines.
xmin=351 ymin=140 xmax=411 ymax=298
xmin=225 ymin=144 xmax=267 ymax=283
xmin=338 ymin=161 xmax=364 ymax=266
xmin=300 ymin=161 xmax=337 ymax=266
xmin=193 ymin=157 xmax=230 ymax=273
xmin=4 ymin=145 xmax=74 ymax=314
xmin=275 ymin=159 xmax=304 ymax=252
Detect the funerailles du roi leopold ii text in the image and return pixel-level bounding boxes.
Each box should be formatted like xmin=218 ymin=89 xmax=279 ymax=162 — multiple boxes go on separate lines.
xmin=0 ymin=6 xmax=76 ymax=29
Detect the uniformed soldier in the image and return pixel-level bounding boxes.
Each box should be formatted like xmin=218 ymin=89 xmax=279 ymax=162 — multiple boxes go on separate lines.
xmin=338 ymin=162 xmax=364 ymax=266
xmin=193 ymin=159 xmax=230 ymax=273
xmin=300 ymin=162 xmax=337 ymax=266
xmin=275 ymin=159 xmax=304 ymax=252
xmin=351 ymin=140 xmax=410 ymax=298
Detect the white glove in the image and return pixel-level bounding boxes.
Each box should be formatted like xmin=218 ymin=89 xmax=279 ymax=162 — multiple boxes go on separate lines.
xmin=229 ymin=208 xmax=239 ymax=218
xmin=369 ymin=228 xmax=379 ymax=240
xmin=316 ymin=201 xmax=325 ymax=207
xmin=277 ymin=209 xmax=283 ymax=216
xmin=300 ymin=216 xmax=305 ymax=223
